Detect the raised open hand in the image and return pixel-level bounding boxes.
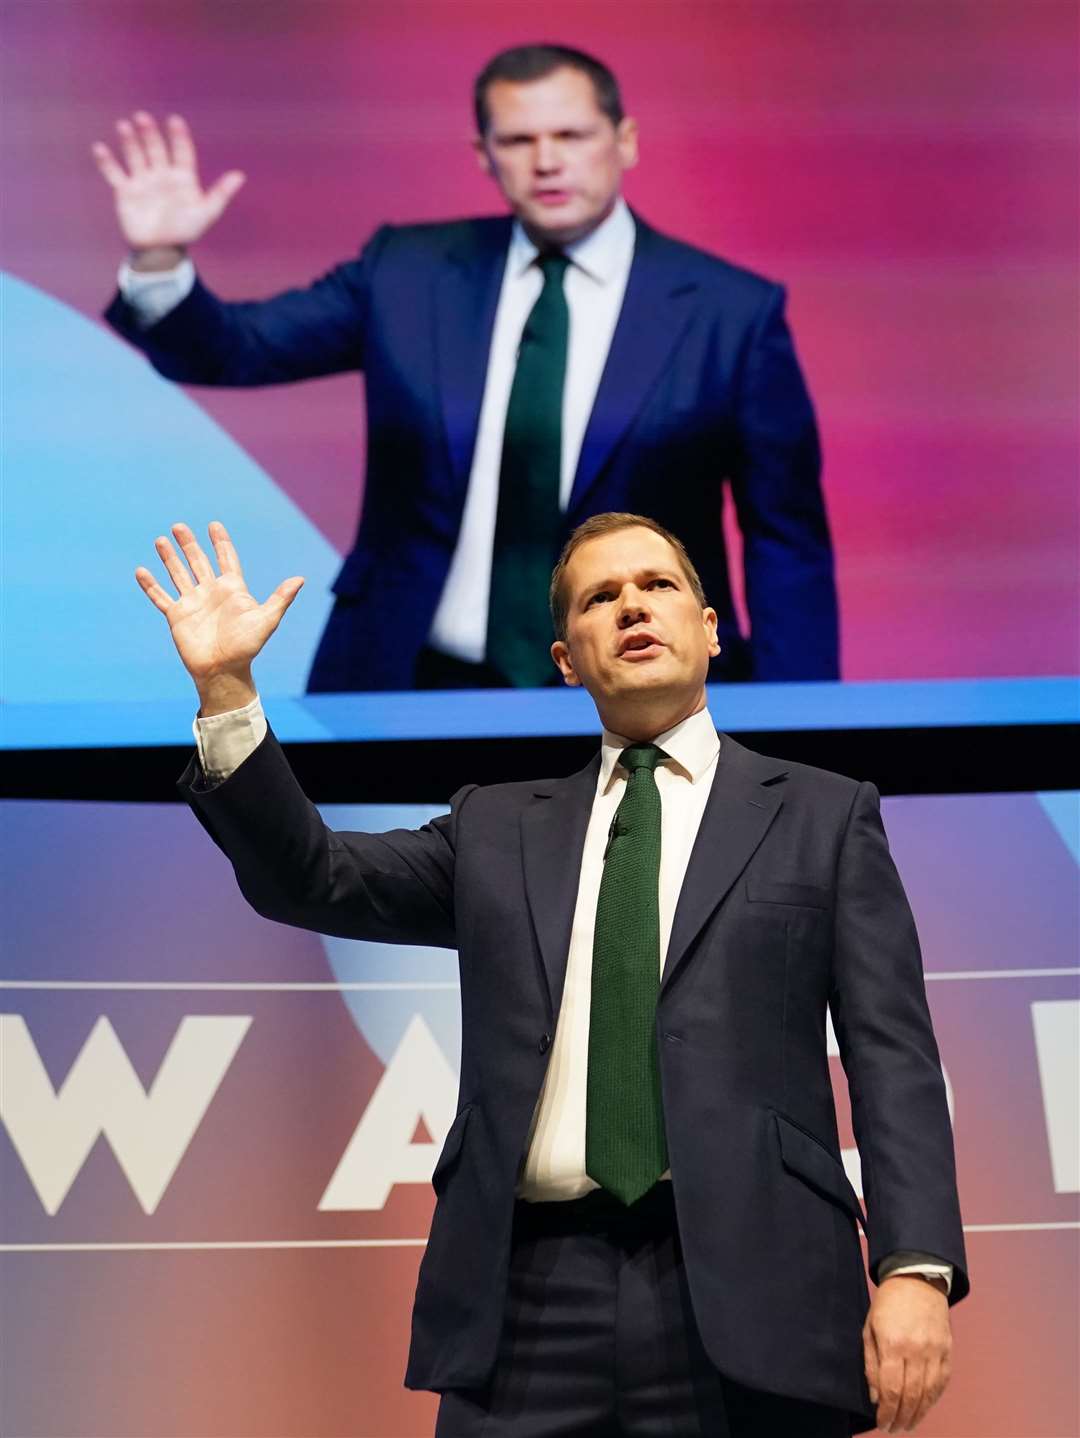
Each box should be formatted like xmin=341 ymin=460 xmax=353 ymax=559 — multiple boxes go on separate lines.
xmin=91 ymin=112 xmax=245 ymax=254
xmin=136 ymin=522 xmax=303 ymax=712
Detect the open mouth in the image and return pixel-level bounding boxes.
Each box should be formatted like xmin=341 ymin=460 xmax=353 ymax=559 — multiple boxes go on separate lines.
xmin=619 ymin=634 xmax=665 ymax=659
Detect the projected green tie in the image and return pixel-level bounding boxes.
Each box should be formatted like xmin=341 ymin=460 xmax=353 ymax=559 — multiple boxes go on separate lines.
xmin=586 ymin=743 xmax=669 ymax=1205
xmin=485 ymin=252 xmax=570 ymax=687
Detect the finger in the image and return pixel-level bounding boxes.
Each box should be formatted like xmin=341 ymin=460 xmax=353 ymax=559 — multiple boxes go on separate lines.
xmin=165 ymin=113 xmax=197 ymax=171
xmin=875 ymin=1355 xmax=905 ymax=1433
xmin=90 ymin=141 xmax=127 ymax=188
xmin=928 ymin=1353 xmax=951 ymax=1414
xmin=115 ymin=117 xmax=147 ymax=175
xmin=133 ymin=110 xmax=169 ymax=168
xmin=894 ymin=1358 xmax=926 ymax=1432
xmin=154 ymin=534 xmax=194 ymax=594
xmin=911 ymin=1356 xmax=945 ymax=1429
xmin=171 ymin=521 xmax=216 ymax=584
xmin=208 ymin=520 xmax=243 ymax=577
xmin=262 ymin=576 xmax=305 ymax=620
xmin=204 ymin=170 xmax=246 ymax=223
xmin=862 ymin=1323 xmax=880 ymax=1406
xmin=134 ymin=565 xmax=175 ymax=614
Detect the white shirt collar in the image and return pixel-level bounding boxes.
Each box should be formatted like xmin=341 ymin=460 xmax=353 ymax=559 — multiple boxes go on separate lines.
xmin=599 ymin=706 xmax=720 ymax=793
xmin=508 ymin=195 xmax=635 ymax=285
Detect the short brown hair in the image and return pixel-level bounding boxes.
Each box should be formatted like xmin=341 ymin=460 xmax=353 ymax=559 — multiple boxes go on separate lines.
xmin=474 ymin=44 xmax=624 ymax=135
xmin=549 ymin=513 xmax=708 ymax=643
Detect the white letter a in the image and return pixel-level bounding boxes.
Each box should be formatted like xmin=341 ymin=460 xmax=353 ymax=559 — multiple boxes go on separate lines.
xmin=319 ymin=1014 xmax=457 ymax=1211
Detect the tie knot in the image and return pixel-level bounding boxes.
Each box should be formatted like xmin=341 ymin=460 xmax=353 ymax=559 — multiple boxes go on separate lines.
xmin=538 ymin=250 xmax=570 ymax=282
xmin=619 ymin=743 xmax=666 ymax=775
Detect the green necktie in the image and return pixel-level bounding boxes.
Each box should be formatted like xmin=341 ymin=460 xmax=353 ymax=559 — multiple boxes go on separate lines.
xmin=586 ymin=742 xmax=669 ymax=1205
xmin=485 ymin=252 xmax=570 ymax=688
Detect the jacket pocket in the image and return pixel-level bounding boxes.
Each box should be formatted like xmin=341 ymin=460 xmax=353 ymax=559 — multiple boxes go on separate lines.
xmin=747 ymin=879 xmax=830 ymax=909
xmin=431 ymin=1103 xmax=474 ymax=1196
xmin=773 ymin=1109 xmax=866 ymax=1231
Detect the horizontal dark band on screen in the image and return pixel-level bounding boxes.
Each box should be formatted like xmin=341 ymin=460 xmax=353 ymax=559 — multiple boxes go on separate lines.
xmin=2 ymin=722 xmax=1077 ymax=804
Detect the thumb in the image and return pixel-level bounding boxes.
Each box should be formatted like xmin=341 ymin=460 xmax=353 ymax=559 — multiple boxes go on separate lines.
xmin=204 ymin=169 xmax=246 ymax=222
xmin=263 ymin=575 xmax=305 ymax=620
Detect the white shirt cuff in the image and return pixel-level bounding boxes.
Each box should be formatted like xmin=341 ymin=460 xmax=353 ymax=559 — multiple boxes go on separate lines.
xmin=880 ymin=1261 xmax=953 ymax=1296
xmin=194 ymin=695 xmax=267 ymax=783
xmin=117 ymin=257 xmax=196 ymax=328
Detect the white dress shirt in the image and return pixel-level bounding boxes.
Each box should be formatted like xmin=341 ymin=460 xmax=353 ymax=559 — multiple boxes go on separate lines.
xmin=120 ymin=200 xmax=636 ymax=664
xmin=517 ymin=705 xmax=719 ymax=1199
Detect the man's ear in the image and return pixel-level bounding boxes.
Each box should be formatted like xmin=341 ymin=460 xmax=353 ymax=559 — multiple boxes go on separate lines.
xmin=551 ymin=640 xmax=581 ymax=686
xmin=472 ymin=136 xmax=493 ymax=175
xmin=703 ymin=606 xmax=720 ymax=658
xmin=616 ymin=116 xmax=639 ymax=171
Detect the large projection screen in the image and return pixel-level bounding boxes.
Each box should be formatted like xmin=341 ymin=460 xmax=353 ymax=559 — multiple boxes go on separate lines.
xmin=2 ymin=0 xmax=1077 ymax=731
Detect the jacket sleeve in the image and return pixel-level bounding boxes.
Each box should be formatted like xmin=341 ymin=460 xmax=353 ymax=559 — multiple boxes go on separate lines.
xmin=829 ymin=780 xmax=970 ymax=1303
xmin=178 ymin=724 xmax=469 ymax=948
xmin=103 ymin=225 xmax=394 ymax=387
xmin=728 ymin=284 xmax=840 ymax=681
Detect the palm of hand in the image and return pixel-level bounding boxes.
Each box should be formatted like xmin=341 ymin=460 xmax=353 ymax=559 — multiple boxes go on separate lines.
xmin=92 ymin=114 xmax=244 ymax=252
xmin=166 ymin=573 xmax=273 ymax=679
xmin=116 ymin=164 xmax=214 ymax=249
xmin=135 ymin=522 xmax=304 ymax=694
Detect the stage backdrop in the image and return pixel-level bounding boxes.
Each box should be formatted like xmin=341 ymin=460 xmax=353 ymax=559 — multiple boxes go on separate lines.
xmin=2 ymin=789 xmax=1078 ymax=1438
xmin=2 ymin=0 xmax=1078 ymax=710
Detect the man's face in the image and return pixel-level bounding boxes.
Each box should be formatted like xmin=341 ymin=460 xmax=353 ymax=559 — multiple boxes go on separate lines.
xmin=475 ymin=67 xmax=638 ymax=245
xmin=550 ymin=527 xmax=720 ymax=732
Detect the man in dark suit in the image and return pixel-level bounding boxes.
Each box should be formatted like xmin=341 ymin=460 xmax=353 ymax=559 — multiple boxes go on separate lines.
xmin=98 ymin=44 xmax=839 ymax=692
xmin=135 ymin=514 xmax=966 ymax=1437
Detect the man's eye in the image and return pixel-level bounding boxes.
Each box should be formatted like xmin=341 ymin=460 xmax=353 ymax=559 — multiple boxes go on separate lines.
xmin=587 ymin=591 xmax=612 ymax=606
xmin=650 ymin=579 xmax=674 ymax=588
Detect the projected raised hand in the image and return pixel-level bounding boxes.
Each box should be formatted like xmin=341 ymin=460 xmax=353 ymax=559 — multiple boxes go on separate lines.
xmin=136 ymin=522 xmax=303 ymax=715
xmin=92 ymin=112 xmax=245 ymax=264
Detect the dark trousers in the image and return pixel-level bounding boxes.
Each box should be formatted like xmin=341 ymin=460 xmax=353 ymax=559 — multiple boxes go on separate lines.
xmin=307 ymin=610 xmax=513 ymax=691
xmin=413 ymin=645 xmax=512 ymax=690
xmin=434 ymin=1186 xmax=851 ymax=1437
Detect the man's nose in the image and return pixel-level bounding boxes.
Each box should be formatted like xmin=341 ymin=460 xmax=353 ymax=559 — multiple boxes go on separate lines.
xmin=617 ymin=588 xmax=651 ymax=626
xmin=533 ymin=138 xmax=560 ymax=173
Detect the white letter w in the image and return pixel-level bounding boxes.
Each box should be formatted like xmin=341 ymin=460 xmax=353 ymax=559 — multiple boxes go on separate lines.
xmin=0 ymin=1014 xmax=251 ymax=1215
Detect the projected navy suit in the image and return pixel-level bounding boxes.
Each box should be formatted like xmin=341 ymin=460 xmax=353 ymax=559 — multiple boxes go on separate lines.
xmin=180 ymin=726 xmax=968 ymax=1432
xmin=107 ymin=214 xmax=839 ymax=690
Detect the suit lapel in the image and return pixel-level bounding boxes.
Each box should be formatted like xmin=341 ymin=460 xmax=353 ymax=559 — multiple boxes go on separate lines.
xmin=662 ymin=736 xmax=787 ymax=992
xmin=434 ymin=219 xmax=513 ymax=499
xmin=520 ymin=755 xmax=601 ymax=1022
xmin=567 ymin=215 xmax=700 ymax=518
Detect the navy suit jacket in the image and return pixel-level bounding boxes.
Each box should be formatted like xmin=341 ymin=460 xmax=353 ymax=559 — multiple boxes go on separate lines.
xmin=180 ymin=729 xmax=967 ymax=1430
xmin=108 ymin=213 xmax=838 ymax=690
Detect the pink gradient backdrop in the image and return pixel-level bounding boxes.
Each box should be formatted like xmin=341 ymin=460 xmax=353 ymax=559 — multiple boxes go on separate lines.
xmin=2 ymin=0 xmax=1077 ymax=679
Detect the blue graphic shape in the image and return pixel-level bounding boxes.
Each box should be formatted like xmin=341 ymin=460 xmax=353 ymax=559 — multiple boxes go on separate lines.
xmin=1037 ymin=792 xmax=1080 ymax=867
xmin=2 ymin=272 xmax=339 ymax=704
xmin=317 ymin=804 xmax=462 ymax=1071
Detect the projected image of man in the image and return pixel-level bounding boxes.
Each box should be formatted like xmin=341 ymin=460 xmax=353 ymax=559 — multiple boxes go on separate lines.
xmin=98 ymin=44 xmax=839 ymax=692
